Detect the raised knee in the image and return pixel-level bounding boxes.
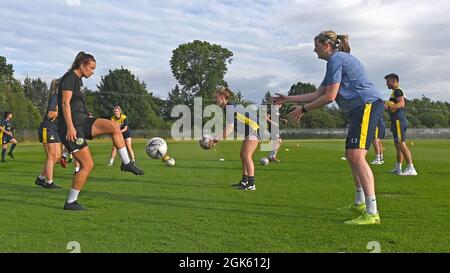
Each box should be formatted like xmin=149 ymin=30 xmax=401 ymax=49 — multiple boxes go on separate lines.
xmin=111 ymin=121 xmax=120 ymax=132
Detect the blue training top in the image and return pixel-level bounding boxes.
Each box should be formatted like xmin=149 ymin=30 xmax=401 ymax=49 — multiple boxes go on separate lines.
xmin=321 ymin=51 xmax=384 ymax=112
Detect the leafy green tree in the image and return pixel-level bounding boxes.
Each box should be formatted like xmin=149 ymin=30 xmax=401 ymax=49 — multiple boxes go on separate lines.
xmin=0 ymin=56 xmax=41 ymax=131
xmin=0 ymin=81 xmax=41 ymax=130
xmin=96 ymin=68 xmax=165 ymax=129
xmin=288 ymin=82 xmax=317 ymax=95
xmin=0 ymin=56 xmax=15 ymax=84
xmin=163 ymin=85 xmax=190 ymax=120
xmin=301 ymin=109 xmax=337 ymax=128
xmin=23 ymin=77 xmax=50 ymax=116
xmin=170 ymin=40 xmax=233 ymax=102
xmin=279 ymin=82 xmax=318 ymax=126
xmin=83 ymin=87 xmax=100 ymax=116
xmin=231 ymin=90 xmax=254 ymax=107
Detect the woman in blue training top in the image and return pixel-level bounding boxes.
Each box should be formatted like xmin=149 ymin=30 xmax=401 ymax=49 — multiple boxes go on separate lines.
xmin=273 ymin=31 xmax=384 ymax=225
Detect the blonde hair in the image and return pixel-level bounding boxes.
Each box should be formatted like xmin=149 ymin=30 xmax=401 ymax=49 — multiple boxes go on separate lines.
xmin=215 ymin=85 xmax=233 ymax=100
xmin=315 ymin=31 xmax=351 ymax=53
xmin=49 ymin=79 xmax=59 ymax=96
xmin=113 ymin=105 xmax=123 ymax=114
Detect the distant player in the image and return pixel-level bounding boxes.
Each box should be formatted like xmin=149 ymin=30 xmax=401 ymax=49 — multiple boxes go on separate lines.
xmin=58 ymin=51 xmax=144 ymax=211
xmin=209 ymin=86 xmax=260 ymax=191
xmin=108 ymin=105 xmax=135 ymax=166
xmin=35 ymin=79 xmax=62 ymax=189
xmin=60 ymin=146 xmax=70 ymax=168
xmin=370 ymin=117 xmax=385 ymax=165
xmin=385 ymin=73 xmax=417 ymax=176
xmin=61 ymin=146 xmax=80 ymax=174
xmin=0 ymin=111 xmax=18 ymax=162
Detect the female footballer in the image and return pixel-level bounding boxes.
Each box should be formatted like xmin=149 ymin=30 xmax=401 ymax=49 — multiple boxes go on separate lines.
xmin=108 ymin=105 xmax=136 ymax=166
xmin=58 ymin=51 xmax=144 ymax=211
xmin=211 ymin=86 xmax=260 ymax=191
xmin=273 ymin=31 xmax=384 ymax=225
xmin=0 ymin=111 xmax=18 ymax=162
xmin=35 ymin=79 xmax=62 ymax=189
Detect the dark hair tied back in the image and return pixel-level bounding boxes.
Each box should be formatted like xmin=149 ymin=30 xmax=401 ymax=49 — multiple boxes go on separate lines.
xmin=71 ymin=51 xmax=96 ymax=70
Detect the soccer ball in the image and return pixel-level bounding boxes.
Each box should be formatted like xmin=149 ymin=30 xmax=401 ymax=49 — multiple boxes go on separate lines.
xmin=199 ymin=134 xmax=214 ymax=150
xmin=260 ymin=157 xmax=269 ymax=166
xmin=165 ymin=157 xmax=175 ymax=167
xmin=385 ymin=101 xmax=397 ymax=112
xmin=146 ymin=137 xmax=168 ymax=159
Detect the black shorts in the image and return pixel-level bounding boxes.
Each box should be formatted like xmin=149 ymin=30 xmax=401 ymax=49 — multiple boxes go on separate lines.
xmin=38 ymin=120 xmax=60 ymax=144
xmin=2 ymin=134 xmax=14 ymax=145
xmin=58 ymin=117 xmax=97 ymax=153
xmin=346 ymin=100 xmax=384 ymax=150
xmin=122 ymin=130 xmax=132 ymax=139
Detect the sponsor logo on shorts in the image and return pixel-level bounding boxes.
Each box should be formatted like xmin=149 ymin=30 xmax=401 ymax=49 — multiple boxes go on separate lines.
xmin=76 ymin=137 xmax=85 ymax=145
xmin=50 ymin=135 xmax=55 ymax=141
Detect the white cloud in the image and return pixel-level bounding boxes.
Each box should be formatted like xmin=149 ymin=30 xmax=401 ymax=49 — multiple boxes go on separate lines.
xmin=66 ymin=0 xmax=81 ymax=6
xmin=0 ymin=0 xmax=449 ymax=103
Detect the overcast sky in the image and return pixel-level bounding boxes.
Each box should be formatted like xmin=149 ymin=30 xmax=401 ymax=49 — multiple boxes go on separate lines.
xmin=1 ymin=0 xmax=449 ymax=103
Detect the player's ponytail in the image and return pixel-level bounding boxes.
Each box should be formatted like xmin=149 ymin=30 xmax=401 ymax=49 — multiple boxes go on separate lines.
xmin=315 ymin=31 xmax=351 ymax=53
xmin=49 ymin=79 xmax=59 ymax=96
xmin=71 ymin=51 xmax=96 ymax=70
xmin=336 ymin=34 xmax=350 ymax=53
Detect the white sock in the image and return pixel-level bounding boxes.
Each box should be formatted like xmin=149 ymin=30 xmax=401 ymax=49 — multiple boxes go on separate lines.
xmin=269 ymin=151 xmax=275 ymax=158
xmin=62 ymin=152 xmax=69 ymax=158
xmin=45 ymin=179 xmax=53 ymax=184
xmin=67 ymin=188 xmax=80 ymax=203
xmin=407 ymin=163 xmax=414 ymax=170
xmin=395 ymin=162 xmax=402 ymax=170
xmin=74 ymin=166 xmax=80 ymax=173
xmin=109 ymin=158 xmax=114 ymax=164
xmin=380 ymin=154 xmax=384 ymax=161
xmin=355 ymin=187 xmax=365 ymax=205
xmin=118 ymin=147 xmax=131 ymax=164
xmin=38 ymin=175 xmax=46 ymax=180
xmin=376 ymin=154 xmax=381 ymax=161
xmin=365 ymin=195 xmax=378 ymax=215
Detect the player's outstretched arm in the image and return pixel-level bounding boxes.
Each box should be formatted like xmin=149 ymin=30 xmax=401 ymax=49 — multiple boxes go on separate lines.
xmin=287 ymin=83 xmax=339 ymax=123
xmin=272 ymin=86 xmax=327 ymax=105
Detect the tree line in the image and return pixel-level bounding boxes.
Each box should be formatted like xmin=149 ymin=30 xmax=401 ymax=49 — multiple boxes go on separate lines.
xmin=1 ymin=41 xmax=449 ymax=133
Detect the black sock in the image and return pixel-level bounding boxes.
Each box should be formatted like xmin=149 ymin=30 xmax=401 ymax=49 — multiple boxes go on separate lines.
xmin=248 ymin=176 xmax=255 ymax=186
xmin=9 ymin=144 xmax=16 ymax=154
xmin=241 ymin=175 xmax=248 ymax=183
xmin=1 ymin=149 xmax=6 ymax=161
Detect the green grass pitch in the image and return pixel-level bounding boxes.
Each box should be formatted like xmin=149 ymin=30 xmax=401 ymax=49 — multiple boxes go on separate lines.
xmin=0 ymin=139 xmax=448 ymax=252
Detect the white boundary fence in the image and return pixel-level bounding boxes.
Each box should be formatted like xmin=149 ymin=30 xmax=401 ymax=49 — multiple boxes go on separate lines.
xmin=15 ymin=128 xmax=450 ymax=142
